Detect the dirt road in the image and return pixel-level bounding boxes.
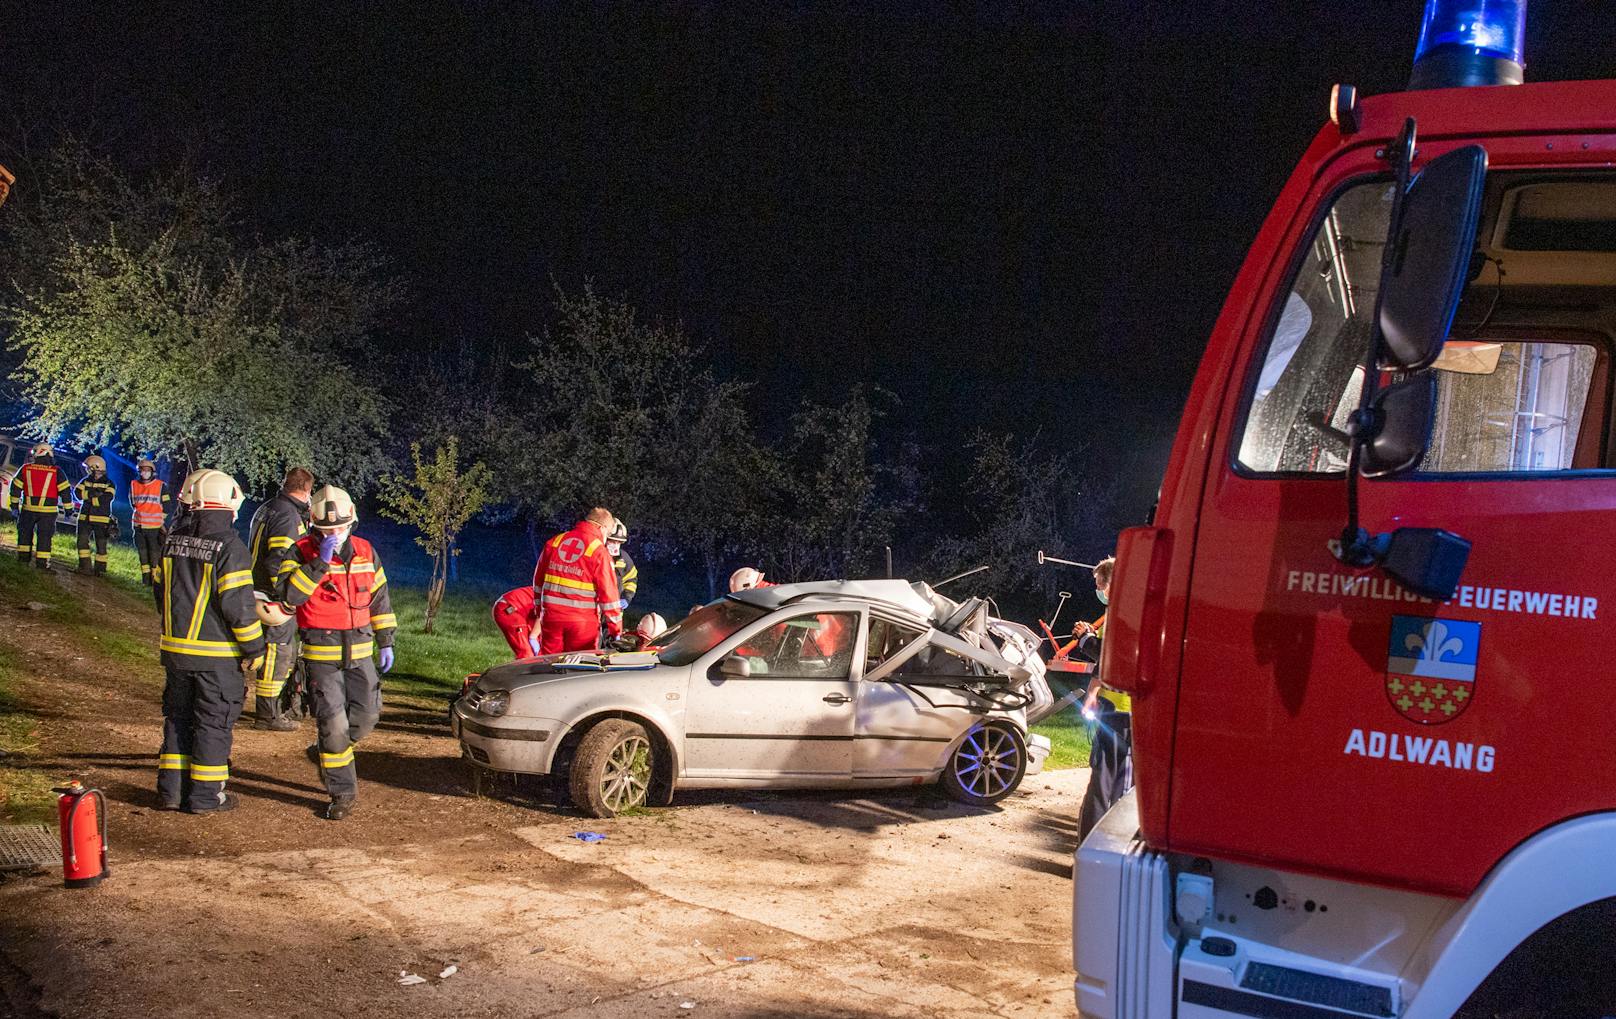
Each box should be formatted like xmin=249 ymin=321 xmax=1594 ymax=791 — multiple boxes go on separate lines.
xmin=0 ymin=569 xmax=1082 ymax=1018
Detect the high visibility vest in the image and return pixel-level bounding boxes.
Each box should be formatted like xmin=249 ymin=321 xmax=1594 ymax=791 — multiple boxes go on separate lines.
xmin=8 ymin=463 xmax=69 ymax=514
xmin=131 ymin=478 xmax=170 ymax=529
xmin=532 ymin=522 xmax=622 ymax=631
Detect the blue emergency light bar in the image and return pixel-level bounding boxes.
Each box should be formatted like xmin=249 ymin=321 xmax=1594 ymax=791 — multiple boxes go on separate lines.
xmin=1410 ymin=0 xmax=1527 ymax=90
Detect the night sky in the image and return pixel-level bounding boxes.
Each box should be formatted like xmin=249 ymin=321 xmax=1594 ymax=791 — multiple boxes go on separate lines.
xmin=5 ymin=2 xmax=1613 ymax=522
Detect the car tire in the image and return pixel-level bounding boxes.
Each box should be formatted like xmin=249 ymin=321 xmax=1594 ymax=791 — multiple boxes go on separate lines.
xmin=941 ymin=722 xmax=1027 ymax=807
xmin=569 ymin=719 xmax=655 ymax=818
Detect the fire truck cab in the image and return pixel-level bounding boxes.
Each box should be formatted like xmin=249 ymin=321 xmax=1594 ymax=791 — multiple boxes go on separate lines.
xmin=1074 ymin=3 xmax=1616 ymax=1016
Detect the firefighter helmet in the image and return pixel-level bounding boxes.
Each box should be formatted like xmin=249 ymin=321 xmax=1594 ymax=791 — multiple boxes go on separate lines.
xmin=82 ymin=455 xmax=107 ymax=473
xmin=30 ymin=442 xmax=52 ymax=459
xmin=729 ymin=567 xmax=764 ymax=593
xmin=609 ymin=520 xmax=629 ymax=543
xmin=308 ymin=485 xmax=358 ymax=530
xmin=636 ymin=612 xmax=667 ymax=640
xmin=254 ymin=591 xmax=294 ymax=627
xmin=189 ymin=470 xmax=245 ymax=515
xmin=177 ymin=469 xmax=210 ymax=506
xmin=137 ymin=457 xmax=156 ymax=472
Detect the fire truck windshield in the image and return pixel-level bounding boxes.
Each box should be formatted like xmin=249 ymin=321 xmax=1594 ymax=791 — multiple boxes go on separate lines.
xmin=1237 ymin=168 xmax=1616 ymax=477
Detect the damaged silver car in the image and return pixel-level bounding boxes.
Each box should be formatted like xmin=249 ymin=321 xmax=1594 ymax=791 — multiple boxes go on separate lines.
xmin=453 ymin=579 xmax=1058 ymax=817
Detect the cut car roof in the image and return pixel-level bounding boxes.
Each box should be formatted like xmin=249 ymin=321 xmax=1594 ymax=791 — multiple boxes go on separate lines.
xmin=728 ymin=579 xmax=940 ymax=625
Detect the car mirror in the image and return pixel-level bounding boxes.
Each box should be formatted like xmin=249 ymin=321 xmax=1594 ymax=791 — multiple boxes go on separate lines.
xmin=1377 ymin=144 xmax=1488 ymax=371
xmin=1360 ymin=373 xmax=1436 ymax=478
xmin=718 ymin=655 xmax=752 ymax=679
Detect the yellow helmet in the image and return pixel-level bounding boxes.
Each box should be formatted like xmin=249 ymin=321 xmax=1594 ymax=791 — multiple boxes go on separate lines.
xmin=82 ymin=455 xmax=107 ymax=473
xmin=137 ymin=457 xmax=157 ymax=472
xmin=308 ymin=485 xmax=358 ymax=530
xmin=187 ymin=469 xmax=245 ymax=516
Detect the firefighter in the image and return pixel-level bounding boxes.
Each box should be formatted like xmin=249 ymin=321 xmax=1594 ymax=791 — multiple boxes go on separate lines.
xmin=275 ymin=485 xmax=396 ymax=821
xmin=607 ymin=520 xmax=638 ymax=610
xmin=729 ymin=566 xmax=768 ymax=593
xmin=152 ymin=470 xmax=265 ymax=813
xmin=1072 ymin=556 xmax=1131 ymax=841
xmin=247 ymin=466 xmax=314 ymax=731
xmin=531 ymin=507 xmax=622 ymax=653
xmin=6 ymin=443 xmax=71 ymax=569
xmin=73 ymin=455 xmax=116 ymax=575
xmin=492 ymin=585 xmax=540 ymax=659
xmin=128 ymin=458 xmax=172 ymax=585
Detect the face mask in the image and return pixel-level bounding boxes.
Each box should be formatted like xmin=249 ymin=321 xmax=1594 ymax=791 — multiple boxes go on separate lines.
xmin=1096 ymin=588 xmax=1110 ymax=606
xmin=139 ymin=470 xmax=153 ymax=480
xmin=317 ymin=525 xmax=352 ymax=545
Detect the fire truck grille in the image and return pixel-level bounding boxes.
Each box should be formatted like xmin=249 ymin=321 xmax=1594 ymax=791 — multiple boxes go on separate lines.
xmin=0 ymin=824 xmax=62 ymax=871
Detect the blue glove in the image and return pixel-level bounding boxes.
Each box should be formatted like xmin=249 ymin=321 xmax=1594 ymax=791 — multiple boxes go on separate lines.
xmin=319 ymin=532 xmax=342 ymax=562
xmin=528 ymin=636 xmax=541 ymax=657
xmin=378 ymin=646 xmax=394 ymax=673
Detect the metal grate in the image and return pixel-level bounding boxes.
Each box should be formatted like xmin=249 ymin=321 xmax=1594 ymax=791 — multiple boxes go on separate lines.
xmin=0 ymin=824 xmax=61 ymax=870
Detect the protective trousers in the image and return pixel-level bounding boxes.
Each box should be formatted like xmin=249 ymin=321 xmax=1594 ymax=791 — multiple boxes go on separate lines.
xmin=307 ymin=656 xmax=381 ymax=800
xmin=77 ymin=520 xmax=110 ymax=573
xmin=16 ymin=509 xmax=55 ymax=568
xmin=1078 ymin=709 xmax=1133 ymax=842
xmin=158 ymin=665 xmax=244 ymax=812
xmin=134 ymin=527 xmax=164 ymax=584
xmin=539 ymin=614 xmax=601 ymax=654
xmin=254 ymin=623 xmax=298 ymax=723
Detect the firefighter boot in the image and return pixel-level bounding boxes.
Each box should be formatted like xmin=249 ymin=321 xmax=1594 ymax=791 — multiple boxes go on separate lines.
xmin=326 ymin=796 xmax=356 ymax=821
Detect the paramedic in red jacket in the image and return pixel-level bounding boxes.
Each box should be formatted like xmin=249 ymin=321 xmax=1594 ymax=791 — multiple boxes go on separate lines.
xmin=531 ymin=507 xmax=622 ymax=653
xmin=492 ymin=585 xmax=539 ymax=659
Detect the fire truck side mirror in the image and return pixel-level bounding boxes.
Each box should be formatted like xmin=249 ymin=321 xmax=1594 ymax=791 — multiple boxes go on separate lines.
xmin=1359 ymin=373 xmax=1436 ymax=478
xmin=1377 ymin=144 xmax=1488 ymax=371
xmin=1381 ymin=527 xmax=1472 ymax=602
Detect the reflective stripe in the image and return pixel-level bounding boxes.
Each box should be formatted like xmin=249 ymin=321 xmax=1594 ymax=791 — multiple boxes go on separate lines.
xmin=322 ymin=561 xmax=376 ymax=575
xmin=189 ymin=762 xmax=229 ymax=781
xmin=187 ymin=563 xmax=214 ymax=639
xmin=158 ymin=754 xmax=189 ymax=770
xmin=162 ymin=559 xmax=174 ymax=635
xmin=584 ymin=539 xmax=602 ymax=556
xmin=302 ymin=641 xmax=375 ymax=662
xmin=232 ymin=621 xmax=264 ymax=642
xmin=217 ymin=570 xmax=253 ymax=592
xmin=542 ymin=573 xmax=595 ymax=592
xmin=370 ymin=613 xmax=397 ymax=630
xmin=320 ymin=748 xmax=355 ymax=768
xmin=289 ymin=569 xmax=319 ymax=595
xmin=541 ymin=592 xmax=597 ymax=611
xmin=159 ymin=636 xmax=241 ymax=657
xmin=267 ymin=536 xmax=293 ymax=549
xmin=372 ymin=567 xmax=387 ymax=589
xmin=83 ymin=515 xmax=111 ymax=523
xmin=276 ymin=559 xmax=298 ymax=576
xmin=17 ymin=500 xmax=60 ymax=513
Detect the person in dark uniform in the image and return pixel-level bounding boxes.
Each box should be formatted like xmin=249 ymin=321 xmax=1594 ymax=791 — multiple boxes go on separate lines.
xmin=247 ymin=466 xmax=314 ymax=731
xmin=74 ymin=455 xmax=116 ymax=575
xmin=1073 ymin=556 xmax=1132 ymax=841
xmin=152 ymin=470 xmax=265 ymax=813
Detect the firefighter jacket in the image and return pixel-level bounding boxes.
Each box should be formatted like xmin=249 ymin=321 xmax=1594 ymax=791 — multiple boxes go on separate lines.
xmin=7 ymin=461 xmax=70 ymax=514
xmin=276 ymin=533 xmax=396 ymax=665
xmin=613 ymin=547 xmax=638 ymax=610
xmin=74 ymin=475 xmax=116 ymax=525
xmin=532 ymin=520 xmax=623 ymax=636
xmin=248 ymin=492 xmax=310 ymax=594
xmin=130 ymin=478 xmax=171 ymax=530
xmin=152 ymin=510 xmax=267 ymax=667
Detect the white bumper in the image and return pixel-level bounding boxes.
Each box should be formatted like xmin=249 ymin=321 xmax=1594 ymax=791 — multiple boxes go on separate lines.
xmin=452 ymin=700 xmax=566 ymax=775
xmin=1072 ymin=790 xmax=1176 ymax=1018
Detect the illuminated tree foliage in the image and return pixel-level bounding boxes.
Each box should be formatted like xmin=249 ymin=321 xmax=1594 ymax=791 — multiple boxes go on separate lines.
xmin=378 ymin=438 xmax=492 ymax=633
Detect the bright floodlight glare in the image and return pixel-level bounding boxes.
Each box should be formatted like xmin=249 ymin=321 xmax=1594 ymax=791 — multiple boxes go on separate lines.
xmin=1415 ymin=0 xmax=1526 ymax=66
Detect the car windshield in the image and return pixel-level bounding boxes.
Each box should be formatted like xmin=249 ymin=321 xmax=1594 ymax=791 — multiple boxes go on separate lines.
xmin=655 ymin=599 xmax=768 ymax=666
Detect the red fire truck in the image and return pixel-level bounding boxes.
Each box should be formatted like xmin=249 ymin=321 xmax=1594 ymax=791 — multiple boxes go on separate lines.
xmin=1074 ymin=2 xmax=1616 ymax=1015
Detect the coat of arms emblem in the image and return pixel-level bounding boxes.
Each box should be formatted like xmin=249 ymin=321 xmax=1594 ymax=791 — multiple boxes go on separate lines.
xmin=1385 ymin=616 xmax=1481 ymax=725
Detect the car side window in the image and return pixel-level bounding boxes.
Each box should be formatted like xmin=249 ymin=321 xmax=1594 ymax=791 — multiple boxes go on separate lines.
xmin=891 ymin=642 xmax=982 ymax=680
xmin=865 ymin=618 xmax=924 ymax=676
xmin=733 ymin=612 xmax=858 ymax=680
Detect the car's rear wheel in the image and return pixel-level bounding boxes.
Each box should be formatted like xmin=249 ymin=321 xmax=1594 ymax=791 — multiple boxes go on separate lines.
xmin=569 ymin=719 xmax=654 ymax=818
xmin=941 ymin=722 xmax=1027 ymax=806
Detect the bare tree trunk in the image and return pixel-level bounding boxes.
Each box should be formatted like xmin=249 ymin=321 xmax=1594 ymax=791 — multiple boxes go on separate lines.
xmin=425 ymin=548 xmax=446 ymax=634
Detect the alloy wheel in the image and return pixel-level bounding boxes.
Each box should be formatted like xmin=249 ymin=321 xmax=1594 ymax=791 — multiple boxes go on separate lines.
xmin=953 ymin=726 xmax=1021 ymax=799
xmin=601 ymin=734 xmax=652 ymax=812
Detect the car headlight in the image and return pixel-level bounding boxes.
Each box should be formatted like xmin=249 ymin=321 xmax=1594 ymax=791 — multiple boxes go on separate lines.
xmin=477 ymin=691 xmax=510 ymax=717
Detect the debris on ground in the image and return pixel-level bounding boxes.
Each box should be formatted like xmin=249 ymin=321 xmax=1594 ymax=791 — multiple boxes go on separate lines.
xmin=438 ymin=964 xmax=458 ymax=979
xmin=680 ymin=1001 xmax=697 ymax=1010
xmin=397 ymin=973 xmax=427 ymax=986
xmin=572 ymin=831 xmax=606 ymax=843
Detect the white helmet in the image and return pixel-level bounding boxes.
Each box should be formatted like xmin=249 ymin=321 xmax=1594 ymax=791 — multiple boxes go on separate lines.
xmin=635 ymin=613 xmax=667 ymax=640
xmin=177 ymin=469 xmax=209 ymax=506
xmin=30 ymin=442 xmax=52 ymax=459
xmin=608 ymin=519 xmax=629 ymax=544
xmin=82 ymin=455 xmax=107 ymax=473
xmin=729 ymin=567 xmax=764 ymax=593
xmin=189 ymin=470 xmax=246 ymax=516
xmin=308 ymin=485 xmax=358 ymax=530
xmin=254 ymin=590 xmax=294 ymax=627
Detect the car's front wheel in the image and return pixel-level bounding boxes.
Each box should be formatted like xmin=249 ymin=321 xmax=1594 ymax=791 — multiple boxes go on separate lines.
xmin=941 ymin=722 xmax=1027 ymax=806
xmin=569 ymin=719 xmax=655 ymax=818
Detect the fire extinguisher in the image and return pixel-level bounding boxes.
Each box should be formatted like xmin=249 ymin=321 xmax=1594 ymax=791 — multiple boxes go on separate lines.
xmin=54 ymin=781 xmax=109 ymax=889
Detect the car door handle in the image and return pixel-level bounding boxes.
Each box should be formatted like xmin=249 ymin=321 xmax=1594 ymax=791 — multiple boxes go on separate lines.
xmin=822 ymin=693 xmax=851 ymax=705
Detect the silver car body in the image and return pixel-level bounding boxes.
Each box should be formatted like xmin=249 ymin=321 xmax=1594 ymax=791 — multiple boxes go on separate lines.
xmin=454 ymin=579 xmax=1055 ymax=791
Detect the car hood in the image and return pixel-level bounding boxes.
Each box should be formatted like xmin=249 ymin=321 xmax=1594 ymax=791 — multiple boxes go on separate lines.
xmin=474 ymin=650 xmax=673 ymax=694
